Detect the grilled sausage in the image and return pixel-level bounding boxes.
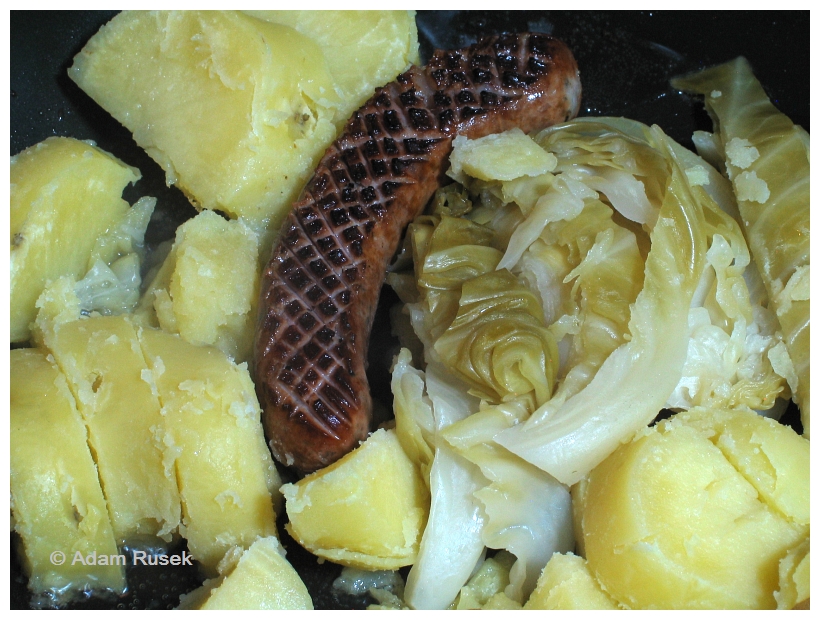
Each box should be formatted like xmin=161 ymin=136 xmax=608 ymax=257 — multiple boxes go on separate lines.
xmin=255 ymin=32 xmax=581 ymax=473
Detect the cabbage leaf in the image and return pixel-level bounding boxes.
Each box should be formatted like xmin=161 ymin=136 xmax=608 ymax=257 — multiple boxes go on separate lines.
xmin=394 ymin=355 xmax=487 ymax=610
xmin=484 ymin=119 xmax=788 ymax=483
xmin=672 ymin=57 xmax=810 ymax=435
xmin=409 ymin=215 xmax=502 ymax=348
xmin=441 ymin=398 xmax=574 ymax=603
xmin=434 ymin=269 xmax=558 ymax=407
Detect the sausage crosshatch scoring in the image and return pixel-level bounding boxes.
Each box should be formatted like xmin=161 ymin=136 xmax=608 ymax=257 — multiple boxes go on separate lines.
xmin=255 ymin=33 xmax=582 ymax=474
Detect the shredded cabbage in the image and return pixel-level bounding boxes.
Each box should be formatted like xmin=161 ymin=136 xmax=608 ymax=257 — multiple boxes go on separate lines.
xmin=388 ymin=106 xmax=799 ymax=607
xmin=497 ymin=126 xmax=706 ymax=483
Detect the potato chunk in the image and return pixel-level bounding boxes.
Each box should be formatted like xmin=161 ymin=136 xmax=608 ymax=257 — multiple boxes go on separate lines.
xmin=11 ymin=348 xmax=125 ymax=604
xmin=69 ymin=11 xmax=418 ymax=232
xmin=449 ymin=128 xmax=557 ymax=182
xmin=137 ymin=210 xmax=259 ymax=363
xmin=573 ymin=407 xmax=809 ymax=609
xmin=37 ymin=314 xmax=181 ymax=544
xmin=678 ymin=407 xmax=809 ymax=525
xmin=191 ymin=537 xmax=313 ymax=610
xmin=138 ymin=327 xmax=281 ymax=573
xmin=282 ymin=428 xmax=428 ymax=570
xmin=69 ymin=11 xmax=336 ymax=226
xmin=41 ymin=314 xmax=180 ymax=540
xmin=245 ymin=10 xmax=418 ymax=123
xmin=775 ymin=538 xmax=810 ymax=610
xmin=10 ymin=136 xmax=139 ymax=342
xmin=524 ymin=552 xmax=619 ymax=610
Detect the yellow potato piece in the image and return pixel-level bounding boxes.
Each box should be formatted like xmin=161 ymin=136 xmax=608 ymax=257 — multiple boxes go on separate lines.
xmin=69 ymin=11 xmax=335 ymax=226
xmin=775 ymin=538 xmax=810 ymax=610
xmin=246 ymin=10 xmax=419 ymax=123
xmin=524 ymin=552 xmax=619 ymax=610
xmin=678 ymin=407 xmax=809 ymax=526
xmin=69 ymin=11 xmax=418 ymax=233
xmin=574 ymin=409 xmax=809 ymax=609
xmin=138 ymin=327 xmax=280 ymax=573
xmin=449 ymin=128 xmax=558 ymax=182
xmin=11 ymin=348 xmax=125 ymax=603
xmin=137 ymin=210 xmax=259 ymax=363
xmin=283 ymin=428 xmax=428 ymax=570
xmin=196 ymin=537 xmax=313 ymax=610
xmin=38 ymin=314 xmax=181 ymax=544
xmin=10 ymin=136 xmax=139 ymax=342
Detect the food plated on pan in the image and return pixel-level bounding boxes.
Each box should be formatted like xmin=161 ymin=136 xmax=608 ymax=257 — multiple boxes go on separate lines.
xmin=10 ymin=10 xmax=809 ymax=610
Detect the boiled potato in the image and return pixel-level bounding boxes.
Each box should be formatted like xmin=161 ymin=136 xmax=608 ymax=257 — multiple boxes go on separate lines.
xmin=246 ymin=10 xmax=418 ymax=123
xmin=69 ymin=10 xmax=418 ymax=234
xmin=573 ymin=407 xmax=809 ymax=609
xmin=775 ymin=538 xmax=810 ymax=610
xmin=10 ymin=136 xmax=139 ymax=342
xmin=70 ymin=10 xmax=337 ymax=226
xmin=449 ymin=128 xmax=557 ymax=182
xmin=138 ymin=327 xmax=281 ymax=573
xmin=186 ymin=537 xmax=313 ymax=610
xmin=282 ymin=428 xmax=428 ymax=570
xmin=36 ymin=313 xmax=181 ymax=544
xmin=137 ymin=210 xmax=259 ymax=363
xmin=28 ymin=252 xmax=280 ymax=575
xmin=11 ymin=348 xmax=125 ymax=603
xmin=524 ymin=552 xmax=619 ymax=610
xmin=679 ymin=406 xmax=809 ymax=525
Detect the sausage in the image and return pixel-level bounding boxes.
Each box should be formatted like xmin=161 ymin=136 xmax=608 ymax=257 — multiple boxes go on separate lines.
xmin=255 ymin=32 xmax=581 ymax=473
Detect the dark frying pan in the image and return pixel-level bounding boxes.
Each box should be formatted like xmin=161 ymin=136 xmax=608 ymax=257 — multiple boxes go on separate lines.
xmin=10 ymin=10 xmax=809 ymax=610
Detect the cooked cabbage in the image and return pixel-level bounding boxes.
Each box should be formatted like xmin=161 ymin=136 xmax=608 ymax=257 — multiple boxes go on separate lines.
xmin=497 ymin=126 xmax=706 ymax=484
xmin=393 ymin=352 xmax=486 ymax=610
xmin=494 ymin=120 xmax=787 ymax=484
xmin=32 ymin=196 xmax=156 ymax=324
xmin=441 ymin=398 xmax=574 ymax=603
xmin=672 ymin=57 xmax=810 ymax=436
xmin=537 ymin=119 xmax=669 ymax=228
xmin=391 ymin=348 xmax=435 ymax=483
xmin=434 ymin=270 xmax=558 ymax=407
xmin=392 ymin=350 xmax=572 ymax=606
xmin=409 ymin=215 xmax=502 ymax=349
xmin=497 ymin=174 xmax=594 ymax=271
xmin=388 ymin=110 xmax=797 ymax=608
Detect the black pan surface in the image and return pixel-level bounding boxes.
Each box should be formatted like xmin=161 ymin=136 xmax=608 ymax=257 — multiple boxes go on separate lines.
xmin=9 ymin=10 xmax=809 ymax=610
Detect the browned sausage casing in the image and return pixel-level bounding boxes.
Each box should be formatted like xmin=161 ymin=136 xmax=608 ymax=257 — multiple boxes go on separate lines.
xmin=255 ymin=33 xmax=581 ymax=473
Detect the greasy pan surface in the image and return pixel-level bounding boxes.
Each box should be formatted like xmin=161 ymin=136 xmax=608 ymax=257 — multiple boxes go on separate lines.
xmin=10 ymin=10 xmax=808 ymax=610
